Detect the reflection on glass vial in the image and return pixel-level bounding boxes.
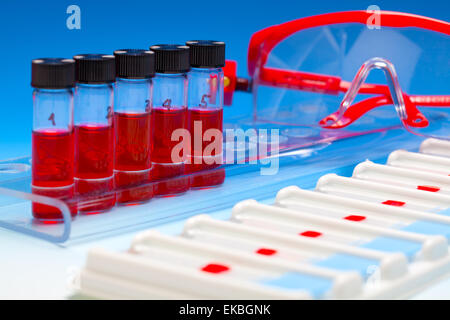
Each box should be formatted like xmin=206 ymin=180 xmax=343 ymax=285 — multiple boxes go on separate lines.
xmin=31 ymin=58 xmax=77 ymax=221
xmin=150 ymin=44 xmax=190 ymax=196
xmin=185 ymin=40 xmax=226 ymax=189
xmin=73 ymin=54 xmax=116 ymax=213
xmin=113 ymin=49 xmax=155 ymax=205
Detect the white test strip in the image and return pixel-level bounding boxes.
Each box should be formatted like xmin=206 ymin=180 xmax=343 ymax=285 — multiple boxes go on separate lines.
xmin=316 ymin=174 xmax=450 ymax=212
xmin=131 ymin=230 xmax=363 ymax=299
xmin=233 ymin=201 xmax=370 ymax=245
xmin=353 ymin=161 xmax=450 ymax=196
xmin=79 ymin=266 xmax=194 ymax=300
xmin=231 ymin=199 xmax=448 ymax=261
xmin=275 ymin=186 xmax=450 ymax=237
xmin=388 ymin=150 xmax=450 ymax=175
xmin=420 ymin=138 xmax=450 ymax=158
xmin=80 ymin=244 xmax=314 ymax=300
xmin=182 ymin=215 xmax=408 ymax=282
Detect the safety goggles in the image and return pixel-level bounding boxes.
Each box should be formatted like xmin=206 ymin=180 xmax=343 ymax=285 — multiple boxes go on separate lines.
xmin=224 ymin=11 xmax=450 ymax=139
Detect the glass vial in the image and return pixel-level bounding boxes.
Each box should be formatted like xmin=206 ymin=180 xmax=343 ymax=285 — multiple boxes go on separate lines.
xmin=73 ymin=54 xmax=116 ymax=213
xmin=113 ymin=49 xmax=155 ymax=205
xmin=149 ymin=44 xmax=190 ymax=196
xmin=31 ymin=58 xmax=77 ymax=221
xmin=186 ymin=41 xmax=225 ymax=189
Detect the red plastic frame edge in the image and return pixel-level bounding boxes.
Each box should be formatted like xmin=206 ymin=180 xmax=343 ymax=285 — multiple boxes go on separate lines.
xmin=247 ymin=10 xmax=450 ymax=76
xmin=223 ymin=60 xmax=237 ymax=106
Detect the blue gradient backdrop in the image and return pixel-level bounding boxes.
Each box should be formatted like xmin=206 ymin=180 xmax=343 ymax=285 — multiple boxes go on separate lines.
xmin=0 ymin=0 xmax=448 ymax=158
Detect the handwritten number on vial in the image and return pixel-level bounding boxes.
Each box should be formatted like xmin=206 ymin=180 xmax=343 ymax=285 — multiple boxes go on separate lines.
xmin=48 ymin=113 xmax=56 ymax=126
xmin=106 ymin=106 xmax=112 ymax=119
xmin=163 ymin=99 xmax=172 ymax=109
xmin=145 ymin=99 xmax=151 ymax=112
xmin=200 ymin=94 xmax=210 ymax=108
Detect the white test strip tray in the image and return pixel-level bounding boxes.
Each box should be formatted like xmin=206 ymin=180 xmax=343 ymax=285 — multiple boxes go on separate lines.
xmin=388 ymin=149 xmax=450 ymax=175
xmin=77 ymin=139 xmax=450 ymax=299
xmin=316 ymin=173 xmax=450 ymax=212
xmin=420 ymin=138 xmax=450 ymax=158
xmin=353 ymin=161 xmax=450 ymax=196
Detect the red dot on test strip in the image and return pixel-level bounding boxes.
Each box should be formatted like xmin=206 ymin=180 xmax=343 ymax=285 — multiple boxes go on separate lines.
xmin=382 ymin=200 xmax=406 ymax=207
xmin=417 ymin=185 xmax=440 ymax=192
xmin=256 ymin=248 xmax=278 ymax=256
xmin=344 ymin=215 xmax=366 ymax=222
xmin=201 ymin=263 xmax=230 ymax=274
xmin=300 ymin=231 xmax=322 ymax=238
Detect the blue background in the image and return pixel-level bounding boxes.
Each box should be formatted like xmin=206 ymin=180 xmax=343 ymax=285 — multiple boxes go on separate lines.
xmin=0 ymin=0 xmax=448 ymax=158
xmin=0 ymin=1 xmax=449 ymax=299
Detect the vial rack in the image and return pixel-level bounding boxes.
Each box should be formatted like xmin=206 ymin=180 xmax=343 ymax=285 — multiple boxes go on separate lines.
xmin=0 ymin=119 xmax=395 ymax=244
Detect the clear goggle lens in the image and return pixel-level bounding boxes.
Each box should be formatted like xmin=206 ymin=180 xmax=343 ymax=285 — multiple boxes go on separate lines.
xmin=252 ymin=23 xmax=450 ymax=139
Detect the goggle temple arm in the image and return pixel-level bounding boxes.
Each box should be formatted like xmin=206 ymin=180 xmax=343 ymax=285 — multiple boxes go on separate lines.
xmin=320 ymin=57 xmax=428 ymax=129
xmin=223 ymin=60 xmax=252 ymax=106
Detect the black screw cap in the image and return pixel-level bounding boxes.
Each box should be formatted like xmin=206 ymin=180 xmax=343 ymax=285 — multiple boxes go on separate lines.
xmin=150 ymin=44 xmax=190 ymax=74
xmin=186 ymin=40 xmax=225 ymax=68
xmin=73 ymin=54 xmax=115 ymax=84
xmin=31 ymin=58 xmax=75 ymax=89
xmin=114 ymin=49 xmax=155 ymax=79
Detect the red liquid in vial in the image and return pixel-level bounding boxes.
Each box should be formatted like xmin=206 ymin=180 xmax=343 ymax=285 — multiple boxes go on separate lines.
xmin=187 ymin=108 xmax=224 ymax=188
xmin=152 ymin=163 xmax=189 ymax=196
xmin=32 ymin=185 xmax=77 ymax=221
xmin=75 ymin=124 xmax=115 ymax=212
xmin=151 ymin=107 xmax=188 ymax=195
xmin=188 ymin=163 xmax=225 ymax=189
xmin=75 ymin=124 xmax=114 ymax=179
xmin=151 ymin=107 xmax=187 ymax=163
xmin=75 ymin=177 xmax=115 ymax=213
xmin=115 ymin=170 xmax=153 ymax=205
xmin=114 ymin=112 xmax=152 ymax=171
xmin=114 ymin=111 xmax=153 ymax=204
xmin=32 ymin=129 xmax=76 ymax=220
xmin=32 ymin=129 xmax=74 ymax=187
xmin=188 ymin=108 xmax=223 ymax=157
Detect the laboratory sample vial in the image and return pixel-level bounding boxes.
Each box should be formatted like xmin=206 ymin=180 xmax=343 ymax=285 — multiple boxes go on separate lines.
xmin=149 ymin=45 xmax=190 ymax=196
xmin=31 ymin=58 xmax=77 ymax=221
xmin=73 ymin=54 xmax=116 ymax=213
xmin=113 ymin=49 xmax=155 ymax=205
xmin=185 ymin=41 xmax=225 ymax=189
